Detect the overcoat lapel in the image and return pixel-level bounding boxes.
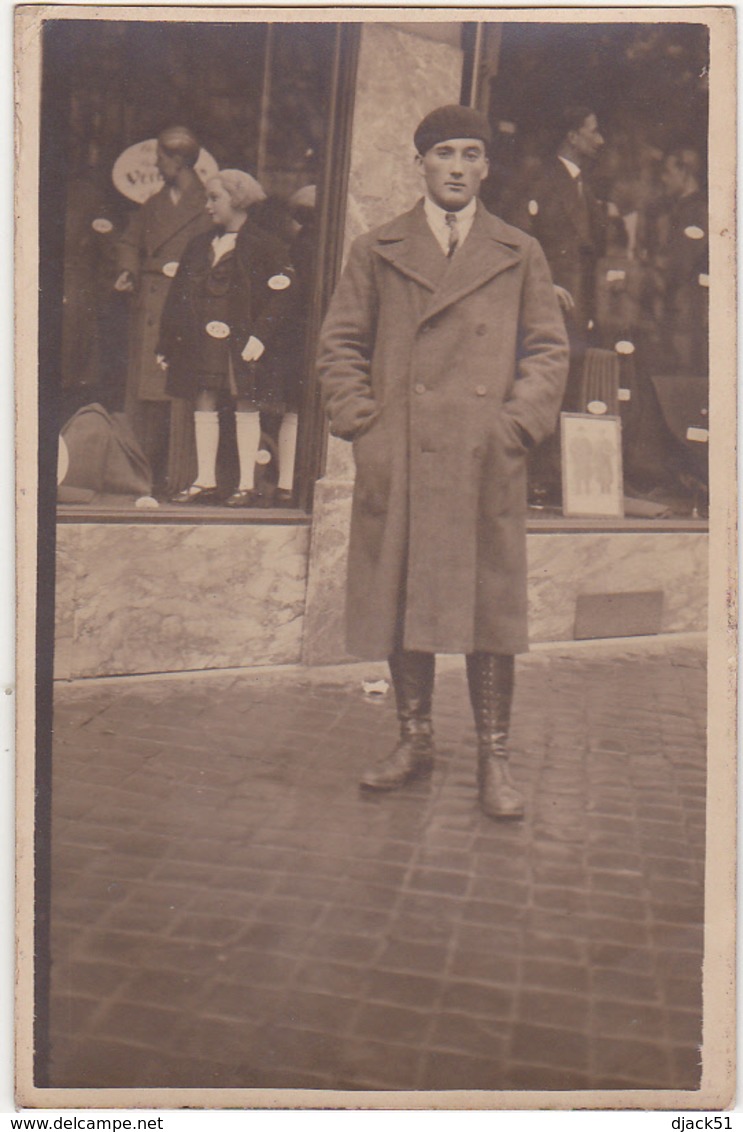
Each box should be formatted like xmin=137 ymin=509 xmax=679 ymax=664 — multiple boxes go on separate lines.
xmin=423 ymin=205 xmax=522 ymax=322
xmin=372 ymin=200 xmax=523 ymax=323
xmin=372 ymin=202 xmax=447 ymax=292
xmin=145 ymin=180 xmax=206 ymax=255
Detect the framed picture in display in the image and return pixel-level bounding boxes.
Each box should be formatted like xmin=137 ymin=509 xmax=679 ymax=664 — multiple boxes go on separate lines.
xmin=561 ymin=411 xmax=624 ymax=518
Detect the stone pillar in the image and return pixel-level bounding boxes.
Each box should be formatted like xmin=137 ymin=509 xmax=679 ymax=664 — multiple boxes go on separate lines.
xmin=302 ymin=22 xmax=464 ymax=665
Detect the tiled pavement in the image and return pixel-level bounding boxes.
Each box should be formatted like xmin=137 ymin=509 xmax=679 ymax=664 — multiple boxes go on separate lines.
xmin=45 ymin=637 xmax=706 ymax=1093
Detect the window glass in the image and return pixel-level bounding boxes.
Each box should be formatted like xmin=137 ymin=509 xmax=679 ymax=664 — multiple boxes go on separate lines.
xmin=479 ymin=22 xmax=709 ymax=524
xmin=47 ymin=20 xmax=337 ymax=518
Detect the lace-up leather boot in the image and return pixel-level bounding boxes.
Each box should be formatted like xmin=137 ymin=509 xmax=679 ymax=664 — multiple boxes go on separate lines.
xmin=466 ymin=652 xmax=525 ymax=820
xmin=360 ymin=650 xmax=435 ymax=790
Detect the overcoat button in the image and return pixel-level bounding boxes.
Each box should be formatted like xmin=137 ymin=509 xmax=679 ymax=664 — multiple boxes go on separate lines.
xmin=475 ymin=324 xmax=487 ymax=336
xmin=475 ymin=385 xmax=487 ymax=396
xmin=414 ymin=383 xmax=426 ymax=394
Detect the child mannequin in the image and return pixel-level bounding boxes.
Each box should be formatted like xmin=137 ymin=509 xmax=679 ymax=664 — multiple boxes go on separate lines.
xmin=158 ymin=169 xmax=296 ymax=506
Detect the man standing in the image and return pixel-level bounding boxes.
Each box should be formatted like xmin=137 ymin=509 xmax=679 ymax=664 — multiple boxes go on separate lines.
xmin=115 ymin=125 xmax=212 ymax=494
xmin=527 ymin=106 xmax=606 ymax=358
xmin=523 ymin=107 xmax=606 ymax=501
xmin=656 ymin=147 xmax=708 ymax=376
xmin=317 ymin=106 xmax=568 ymax=819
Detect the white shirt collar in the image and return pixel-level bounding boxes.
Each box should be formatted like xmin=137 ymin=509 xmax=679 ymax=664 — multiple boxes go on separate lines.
xmin=558 ymin=155 xmax=582 ymax=180
xmin=423 ymin=195 xmax=478 ymax=254
xmin=424 ymin=194 xmax=477 ymax=224
xmin=211 ymin=230 xmax=238 ymax=266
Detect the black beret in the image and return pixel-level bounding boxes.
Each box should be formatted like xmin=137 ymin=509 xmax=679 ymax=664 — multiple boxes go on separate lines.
xmin=414 ymin=105 xmax=492 ymax=156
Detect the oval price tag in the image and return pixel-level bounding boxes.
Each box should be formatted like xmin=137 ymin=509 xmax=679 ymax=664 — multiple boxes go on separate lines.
xmin=206 ymin=321 xmax=230 ymax=339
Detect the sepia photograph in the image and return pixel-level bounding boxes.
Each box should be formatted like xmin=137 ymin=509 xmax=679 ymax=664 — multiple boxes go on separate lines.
xmin=14 ymin=4 xmax=736 ymax=1110
xmin=560 ymin=413 xmax=624 ymax=519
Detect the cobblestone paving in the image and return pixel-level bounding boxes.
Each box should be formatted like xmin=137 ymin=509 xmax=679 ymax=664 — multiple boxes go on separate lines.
xmin=46 ymin=639 xmax=706 ymax=1093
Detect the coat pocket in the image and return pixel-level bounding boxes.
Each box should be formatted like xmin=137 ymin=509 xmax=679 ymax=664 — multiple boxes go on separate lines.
xmin=497 ymin=412 xmax=531 ymax=458
xmin=481 ymin=413 xmax=529 ymax=519
xmin=352 ymin=417 xmax=391 ymax=516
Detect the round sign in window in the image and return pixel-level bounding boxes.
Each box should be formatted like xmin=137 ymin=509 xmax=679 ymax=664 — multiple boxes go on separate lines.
xmin=112 ymin=139 xmax=218 ymax=204
xmin=57 ymin=436 xmax=69 ymax=486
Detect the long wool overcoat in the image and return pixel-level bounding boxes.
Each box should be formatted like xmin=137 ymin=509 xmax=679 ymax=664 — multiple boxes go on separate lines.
xmin=317 ymin=200 xmax=569 ymax=660
xmin=116 ymin=179 xmax=212 ymax=404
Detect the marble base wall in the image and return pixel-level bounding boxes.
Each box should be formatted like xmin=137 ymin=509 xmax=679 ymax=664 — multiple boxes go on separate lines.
xmin=55 ymin=517 xmax=708 ymax=678
xmin=527 ymin=531 xmax=707 ymax=641
xmin=54 ymin=524 xmax=309 ymax=679
xmin=302 ymin=479 xmax=354 ymax=666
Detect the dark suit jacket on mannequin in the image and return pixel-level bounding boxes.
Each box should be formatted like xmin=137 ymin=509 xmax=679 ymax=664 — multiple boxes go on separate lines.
xmin=526 ymin=157 xmax=606 ymax=402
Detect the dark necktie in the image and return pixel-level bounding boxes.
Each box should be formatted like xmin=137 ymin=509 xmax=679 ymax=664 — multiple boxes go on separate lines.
xmin=574 ymin=174 xmax=590 ymax=238
xmin=444 ymin=212 xmax=459 ymax=257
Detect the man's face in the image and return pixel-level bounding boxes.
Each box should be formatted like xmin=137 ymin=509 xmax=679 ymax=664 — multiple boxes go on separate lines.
xmin=156 ymin=145 xmax=182 ymax=185
xmin=569 ymin=114 xmax=604 ymax=162
xmin=661 ymin=156 xmax=686 ymax=198
xmin=416 ymin=137 xmax=489 ymax=211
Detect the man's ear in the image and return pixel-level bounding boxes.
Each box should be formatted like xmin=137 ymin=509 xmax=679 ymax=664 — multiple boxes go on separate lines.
xmin=414 ymin=152 xmax=424 ymax=172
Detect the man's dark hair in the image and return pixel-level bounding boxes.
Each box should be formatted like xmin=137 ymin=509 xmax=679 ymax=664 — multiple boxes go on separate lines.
xmin=559 ymin=105 xmax=595 ymax=140
xmin=157 ymin=125 xmax=200 ymax=168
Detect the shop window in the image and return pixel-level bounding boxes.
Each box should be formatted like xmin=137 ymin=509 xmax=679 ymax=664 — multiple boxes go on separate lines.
xmin=476 ymin=21 xmax=709 ymax=526
xmin=42 ymin=18 xmax=358 ymax=521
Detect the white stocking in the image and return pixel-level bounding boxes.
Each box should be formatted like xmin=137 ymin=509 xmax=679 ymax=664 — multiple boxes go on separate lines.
xmin=277 ymin=412 xmax=298 ymax=491
xmin=235 ymin=411 xmax=261 ymax=491
xmin=193 ymin=410 xmax=219 ymax=489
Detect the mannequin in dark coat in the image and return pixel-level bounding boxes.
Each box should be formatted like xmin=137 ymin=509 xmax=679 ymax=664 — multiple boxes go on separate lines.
xmin=655 ymin=148 xmax=708 ymax=376
xmin=114 ymin=126 xmax=212 ymax=492
xmin=158 ymin=170 xmax=296 ymax=507
xmin=521 ymin=107 xmax=607 ymax=500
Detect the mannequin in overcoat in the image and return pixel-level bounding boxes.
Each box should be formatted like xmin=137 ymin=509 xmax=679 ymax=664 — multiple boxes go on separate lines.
xmin=317 ymin=106 xmax=569 ymax=819
xmin=158 ymin=170 xmax=297 ymax=507
xmin=115 ymin=126 xmax=212 ymax=492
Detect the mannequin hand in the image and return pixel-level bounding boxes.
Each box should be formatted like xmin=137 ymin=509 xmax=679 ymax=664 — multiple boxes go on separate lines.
xmin=553 ymin=285 xmax=575 ymax=313
xmin=114 ymin=270 xmax=135 ymax=293
xmin=156 ymin=354 xmax=168 ymax=371
xmin=241 ymin=336 xmax=265 ymax=363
